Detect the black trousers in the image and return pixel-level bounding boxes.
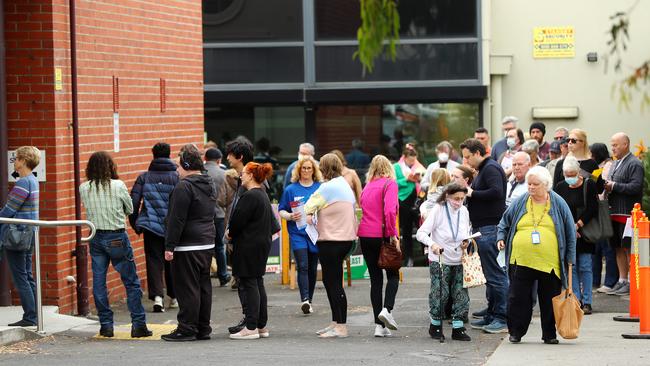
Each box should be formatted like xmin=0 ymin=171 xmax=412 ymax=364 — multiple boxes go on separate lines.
xmin=360 ymin=237 xmax=399 ymax=325
xmin=507 ymin=265 xmax=561 ymax=341
xmin=172 ymin=249 xmax=213 ymax=336
xmin=239 ymin=276 xmax=268 ymax=330
xmin=317 ymin=241 xmax=353 ymax=324
xmin=398 ymin=190 xmax=417 ymax=262
xmin=143 ymin=230 xmax=175 ymax=300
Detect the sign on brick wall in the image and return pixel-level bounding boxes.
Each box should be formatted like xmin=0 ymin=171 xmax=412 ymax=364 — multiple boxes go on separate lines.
xmin=7 ymin=150 xmax=46 ymax=182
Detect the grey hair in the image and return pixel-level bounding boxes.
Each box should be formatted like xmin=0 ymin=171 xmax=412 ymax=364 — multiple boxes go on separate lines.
xmin=526 ymin=166 xmax=554 ymax=192
xmin=299 ymin=142 xmax=315 ymax=155
xmin=436 ymin=140 xmax=453 ymax=152
xmin=562 ymin=156 xmax=581 ymax=173
xmin=555 ymin=126 xmax=569 ymax=136
xmin=521 ymin=139 xmax=539 ymax=153
xmin=513 ymin=151 xmax=531 ymax=165
xmin=501 ymin=116 xmax=518 ymax=125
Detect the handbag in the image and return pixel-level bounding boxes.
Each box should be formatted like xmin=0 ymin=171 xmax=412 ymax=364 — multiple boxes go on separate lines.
xmin=579 ymin=181 xmax=613 ymax=243
xmin=378 ymin=181 xmax=402 ymax=270
xmin=552 ymin=263 xmax=584 ymax=339
xmin=461 ymin=239 xmax=487 ymax=288
xmin=1 ymin=178 xmax=35 ymax=252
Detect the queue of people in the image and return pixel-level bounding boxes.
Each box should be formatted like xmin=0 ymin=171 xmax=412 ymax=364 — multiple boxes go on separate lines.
xmin=0 ymin=121 xmax=645 ymax=347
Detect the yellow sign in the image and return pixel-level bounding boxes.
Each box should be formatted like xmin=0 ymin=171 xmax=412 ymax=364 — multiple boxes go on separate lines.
xmin=54 ymin=67 xmax=63 ymax=91
xmin=533 ymin=26 xmax=575 ymax=58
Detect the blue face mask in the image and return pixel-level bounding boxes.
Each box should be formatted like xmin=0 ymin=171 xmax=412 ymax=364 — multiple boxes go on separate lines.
xmin=565 ymin=176 xmax=579 ymax=185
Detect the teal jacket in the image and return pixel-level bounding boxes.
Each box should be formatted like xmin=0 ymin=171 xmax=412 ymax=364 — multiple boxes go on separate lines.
xmin=497 ymin=191 xmax=576 ymax=289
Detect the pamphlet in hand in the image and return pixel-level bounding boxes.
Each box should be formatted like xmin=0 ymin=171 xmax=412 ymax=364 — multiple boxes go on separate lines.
xmin=460 ymin=231 xmax=482 ymax=242
xmin=290 ymin=200 xmax=307 ymax=230
xmin=306 ymin=212 xmax=318 ymax=244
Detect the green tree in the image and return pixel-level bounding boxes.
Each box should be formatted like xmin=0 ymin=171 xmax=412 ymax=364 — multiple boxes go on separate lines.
xmin=354 ymin=0 xmax=400 ymax=75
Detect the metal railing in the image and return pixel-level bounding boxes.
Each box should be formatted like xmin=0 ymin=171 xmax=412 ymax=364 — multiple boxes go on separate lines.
xmin=0 ymin=218 xmax=96 ymax=333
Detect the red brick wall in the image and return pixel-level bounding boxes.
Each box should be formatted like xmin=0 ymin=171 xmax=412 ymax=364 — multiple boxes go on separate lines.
xmin=5 ymin=0 xmax=204 ymax=314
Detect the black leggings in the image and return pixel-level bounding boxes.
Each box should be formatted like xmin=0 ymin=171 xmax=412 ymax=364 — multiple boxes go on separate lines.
xmin=238 ymin=276 xmax=268 ymax=330
xmin=317 ymin=241 xmax=353 ymax=324
xmin=398 ymin=189 xmax=417 ymax=262
xmin=360 ymin=237 xmax=399 ymax=325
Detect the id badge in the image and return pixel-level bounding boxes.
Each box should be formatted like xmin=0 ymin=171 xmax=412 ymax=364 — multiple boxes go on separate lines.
xmin=531 ymin=231 xmax=541 ymax=245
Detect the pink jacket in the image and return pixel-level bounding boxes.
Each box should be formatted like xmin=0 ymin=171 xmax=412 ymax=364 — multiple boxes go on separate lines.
xmin=358 ymin=177 xmax=398 ymax=238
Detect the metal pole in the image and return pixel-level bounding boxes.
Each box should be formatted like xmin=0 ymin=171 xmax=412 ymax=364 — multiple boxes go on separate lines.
xmin=34 ymin=227 xmax=43 ymax=333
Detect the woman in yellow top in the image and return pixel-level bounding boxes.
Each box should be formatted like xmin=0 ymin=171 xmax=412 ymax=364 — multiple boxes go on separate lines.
xmin=496 ymin=166 xmax=576 ymax=345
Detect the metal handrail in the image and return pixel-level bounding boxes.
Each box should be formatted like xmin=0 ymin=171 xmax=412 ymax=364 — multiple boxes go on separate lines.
xmin=0 ymin=217 xmax=96 ymax=333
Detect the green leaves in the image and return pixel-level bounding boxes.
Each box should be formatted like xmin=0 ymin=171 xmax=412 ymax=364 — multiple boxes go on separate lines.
xmin=353 ymin=0 xmax=400 ymax=76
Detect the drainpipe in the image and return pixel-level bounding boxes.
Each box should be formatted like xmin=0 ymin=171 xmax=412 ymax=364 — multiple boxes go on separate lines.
xmin=69 ymin=0 xmax=88 ymax=316
xmin=0 ymin=0 xmax=12 ymax=306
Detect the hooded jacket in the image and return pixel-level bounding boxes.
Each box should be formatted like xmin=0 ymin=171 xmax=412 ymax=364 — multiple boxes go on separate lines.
xmin=165 ymin=173 xmax=217 ymax=251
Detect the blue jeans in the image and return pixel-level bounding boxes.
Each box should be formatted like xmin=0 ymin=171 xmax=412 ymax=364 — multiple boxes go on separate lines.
xmin=90 ymin=231 xmax=146 ymax=328
xmin=293 ymin=248 xmax=318 ymax=302
xmin=214 ymin=218 xmax=228 ymax=281
xmin=592 ymin=239 xmax=618 ymax=288
xmin=474 ymin=225 xmax=508 ymax=323
xmin=5 ymin=249 xmax=37 ymax=324
xmin=573 ymin=252 xmax=593 ymax=305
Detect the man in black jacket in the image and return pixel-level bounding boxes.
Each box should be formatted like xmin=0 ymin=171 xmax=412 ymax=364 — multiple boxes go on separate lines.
xmin=605 ymin=132 xmax=645 ymax=296
xmin=129 ymin=142 xmax=178 ymax=313
xmin=161 ymin=144 xmax=217 ymax=342
xmin=460 ymin=139 xmax=509 ymax=334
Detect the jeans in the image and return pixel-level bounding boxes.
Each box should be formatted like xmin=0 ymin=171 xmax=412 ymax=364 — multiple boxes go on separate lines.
xmin=474 ymin=225 xmax=508 ymax=323
xmin=5 ymin=249 xmax=37 ymax=324
xmin=214 ymin=218 xmax=228 ymax=281
xmin=573 ymin=252 xmax=593 ymax=305
xmin=293 ymin=248 xmax=318 ymax=302
xmin=90 ymin=231 xmax=146 ymax=328
xmin=592 ymin=239 xmax=618 ymax=288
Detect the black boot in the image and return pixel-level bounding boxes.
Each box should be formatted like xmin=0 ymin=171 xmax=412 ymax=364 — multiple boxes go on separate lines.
xmin=99 ymin=326 xmax=114 ymax=338
xmin=428 ymin=324 xmax=443 ymax=340
xmin=451 ymin=327 xmax=471 ymax=341
xmin=131 ymin=325 xmax=153 ymax=338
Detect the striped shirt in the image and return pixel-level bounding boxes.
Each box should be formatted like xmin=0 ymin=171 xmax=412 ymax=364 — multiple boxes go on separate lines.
xmin=0 ymin=174 xmax=39 ymax=221
xmin=79 ymin=179 xmax=133 ymax=230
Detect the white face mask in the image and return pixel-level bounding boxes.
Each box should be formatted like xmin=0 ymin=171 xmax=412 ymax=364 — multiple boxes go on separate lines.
xmin=507 ymin=138 xmax=516 ymax=149
xmin=438 ymin=152 xmax=449 ymax=163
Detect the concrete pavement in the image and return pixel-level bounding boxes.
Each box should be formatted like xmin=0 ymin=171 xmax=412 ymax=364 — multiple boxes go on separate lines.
xmin=0 ymin=267 xmax=642 ymax=365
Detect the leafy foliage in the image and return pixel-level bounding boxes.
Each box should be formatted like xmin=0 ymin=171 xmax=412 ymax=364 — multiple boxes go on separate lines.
xmin=605 ymin=1 xmax=650 ymax=112
xmin=354 ymin=0 xmax=400 ymax=75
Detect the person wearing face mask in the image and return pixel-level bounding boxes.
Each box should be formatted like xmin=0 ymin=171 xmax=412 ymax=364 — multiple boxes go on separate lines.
xmin=491 ymin=116 xmax=519 ymax=163
xmin=416 ymin=183 xmax=472 ymax=342
xmin=553 ymin=156 xmax=597 ymax=314
xmin=421 ymin=141 xmax=459 ymax=192
xmin=498 ymin=129 xmax=525 ymax=179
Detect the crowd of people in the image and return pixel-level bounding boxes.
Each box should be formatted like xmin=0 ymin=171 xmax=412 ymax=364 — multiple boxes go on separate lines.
xmin=0 ymin=116 xmax=645 ymax=345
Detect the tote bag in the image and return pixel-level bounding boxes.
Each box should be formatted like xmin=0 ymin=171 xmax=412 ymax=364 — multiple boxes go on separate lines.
xmin=552 ymin=264 xmax=584 ymax=339
xmin=461 ymin=239 xmax=486 ymax=288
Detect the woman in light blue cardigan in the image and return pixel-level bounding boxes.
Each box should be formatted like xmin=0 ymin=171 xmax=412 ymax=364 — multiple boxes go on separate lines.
xmin=496 ymin=166 xmax=576 ymax=345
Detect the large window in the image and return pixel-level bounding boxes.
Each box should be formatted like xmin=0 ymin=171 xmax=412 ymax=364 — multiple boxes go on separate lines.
xmin=204 ymin=47 xmax=304 ymax=84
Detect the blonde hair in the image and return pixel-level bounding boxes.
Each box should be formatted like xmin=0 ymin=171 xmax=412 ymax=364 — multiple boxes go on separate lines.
xmin=15 ymin=146 xmax=41 ymax=170
xmin=319 ymin=153 xmax=343 ymax=180
xmin=366 ymin=155 xmax=395 ymax=181
xmin=290 ymin=156 xmax=322 ymax=183
xmin=568 ymin=129 xmax=591 ymax=158
xmin=427 ymin=168 xmax=450 ymax=193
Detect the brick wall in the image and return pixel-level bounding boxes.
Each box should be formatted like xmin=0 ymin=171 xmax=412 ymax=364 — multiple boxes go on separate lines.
xmin=4 ymin=0 xmax=204 ymax=314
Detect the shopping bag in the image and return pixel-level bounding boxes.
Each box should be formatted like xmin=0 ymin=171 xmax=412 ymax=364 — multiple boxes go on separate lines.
xmin=552 ymin=264 xmax=584 ymax=339
xmin=461 ymin=239 xmax=486 ymax=288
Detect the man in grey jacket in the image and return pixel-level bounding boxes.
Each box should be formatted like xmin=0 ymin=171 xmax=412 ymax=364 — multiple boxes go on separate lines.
xmin=605 ymin=132 xmax=645 ymax=296
xmin=204 ymin=148 xmax=231 ymax=286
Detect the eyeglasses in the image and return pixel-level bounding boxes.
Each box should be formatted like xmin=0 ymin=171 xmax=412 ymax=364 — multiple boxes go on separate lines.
xmin=301 ymin=166 xmax=313 ymax=170
xmin=553 ymin=136 xmax=565 ymax=141
xmin=567 ymin=138 xmax=583 ymax=144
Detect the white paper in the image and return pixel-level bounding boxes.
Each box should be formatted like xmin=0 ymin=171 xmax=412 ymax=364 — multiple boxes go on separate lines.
xmin=497 ymin=249 xmax=506 ymax=268
xmin=623 ymin=217 xmax=633 ymax=239
xmin=460 ymin=231 xmax=482 ymax=242
xmin=290 ymin=200 xmax=307 ymax=230
xmin=305 ymin=212 xmax=318 ymax=243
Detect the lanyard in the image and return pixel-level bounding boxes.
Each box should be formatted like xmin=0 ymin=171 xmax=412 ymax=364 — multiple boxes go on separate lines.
xmin=528 ymin=197 xmax=549 ymax=230
xmin=445 ymin=203 xmax=460 ymax=242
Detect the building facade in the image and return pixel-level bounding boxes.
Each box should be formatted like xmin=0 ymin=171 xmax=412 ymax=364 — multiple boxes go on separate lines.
xmin=1 ymin=0 xmax=205 ymax=313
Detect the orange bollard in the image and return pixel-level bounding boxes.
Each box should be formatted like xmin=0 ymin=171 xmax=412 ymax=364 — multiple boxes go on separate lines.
xmin=622 ymin=217 xmax=650 ymax=339
xmin=614 ymin=204 xmax=643 ymax=322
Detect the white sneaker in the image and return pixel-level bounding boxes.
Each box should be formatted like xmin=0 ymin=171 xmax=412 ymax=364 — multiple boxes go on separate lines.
xmin=378 ymin=308 xmax=398 ymax=330
xmin=169 ymin=298 xmax=179 ymax=309
xmin=596 ymin=285 xmax=612 ymax=293
xmin=153 ymin=296 xmax=164 ymax=313
xmin=374 ymin=325 xmax=392 ymax=337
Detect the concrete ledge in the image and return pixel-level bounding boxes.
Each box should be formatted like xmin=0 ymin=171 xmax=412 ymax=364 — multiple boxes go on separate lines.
xmin=0 ymin=327 xmax=44 ymax=346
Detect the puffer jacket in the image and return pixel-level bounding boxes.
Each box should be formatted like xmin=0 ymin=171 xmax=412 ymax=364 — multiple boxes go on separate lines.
xmin=129 ymin=158 xmax=179 ymax=237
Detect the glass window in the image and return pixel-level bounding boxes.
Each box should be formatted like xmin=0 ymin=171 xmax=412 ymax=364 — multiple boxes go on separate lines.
xmin=204 ymin=47 xmax=304 ymax=84
xmin=314 ymin=103 xmax=480 ymax=177
xmin=315 ymin=0 xmax=477 ymax=40
xmin=203 ymin=0 xmax=303 ymax=42
xmin=315 ymin=43 xmax=478 ymax=82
